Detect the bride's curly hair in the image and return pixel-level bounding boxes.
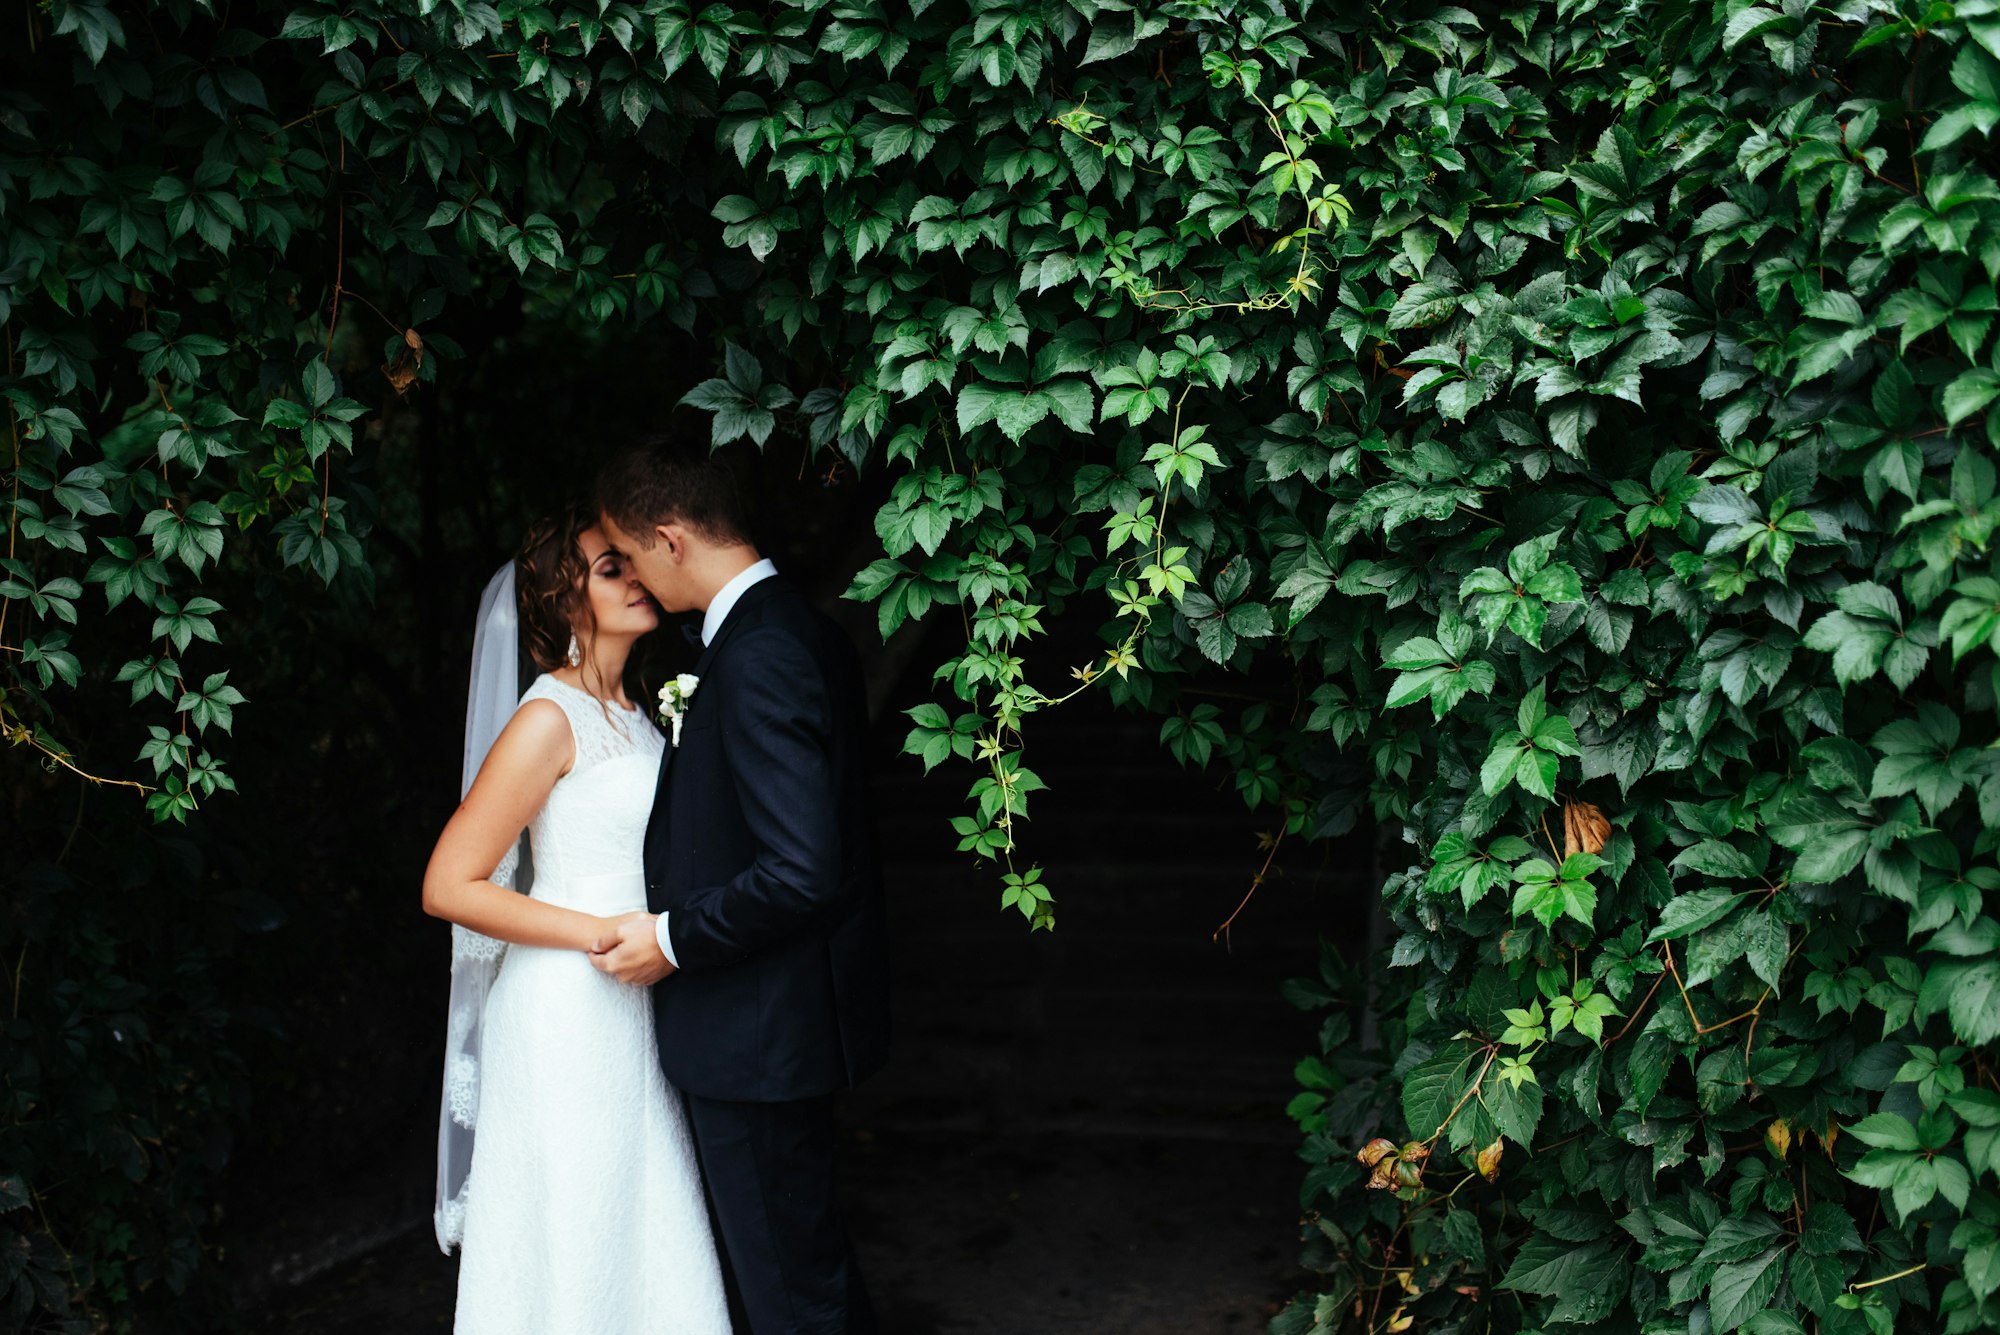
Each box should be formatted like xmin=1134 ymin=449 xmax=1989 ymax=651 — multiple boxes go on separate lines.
xmin=514 ymin=501 xmax=600 ymax=676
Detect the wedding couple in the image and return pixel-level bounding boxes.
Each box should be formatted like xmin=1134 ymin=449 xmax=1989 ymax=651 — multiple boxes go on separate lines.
xmin=422 ymin=435 xmax=890 ymax=1334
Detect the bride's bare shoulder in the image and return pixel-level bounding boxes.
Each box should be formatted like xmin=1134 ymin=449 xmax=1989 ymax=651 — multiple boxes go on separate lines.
xmin=512 ymin=694 xmax=569 ymax=732
xmin=477 ymin=696 xmax=573 ymax=782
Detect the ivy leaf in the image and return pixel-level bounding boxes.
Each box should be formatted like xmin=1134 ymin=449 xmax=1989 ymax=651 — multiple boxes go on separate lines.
xmin=1799 ymin=1203 xmax=1866 ymax=1257
xmin=1499 ymin=1235 xmax=1626 ymax=1319
xmin=1918 ymin=960 xmax=2000 ymax=1045
xmin=1489 ymin=1067 xmax=1544 ymax=1146
xmin=1511 ymin=852 xmax=1602 ymax=930
xmin=1480 ymin=683 xmax=1580 ymax=798
xmin=1428 ymin=832 xmax=1533 ymax=910
xmin=1387 ymin=279 xmax=1460 ymax=330
xmin=1940 ymin=576 xmax=2000 ymax=660
xmin=1708 ymin=1247 xmax=1788 ymax=1331
xmin=1801 ymin=582 xmax=1928 ymax=689
xmin=1402 ymin=1039 xmax=1479 ymax=1140
xmin=1768 ymin=794 xmax=1872 ymax=884
xmin=1871 ymin=705 xmax=1979 ymax=818
xmin=1742 ymin=1312 xmax=1807 ymax=1335
xmin=1143 ymin=425 xmax=1225 ymax=492
xmin=21 ymin=631 xmax=80 ymax=687
xmin=1789 ymin=1250 xmax=1852 ymax=1315
xmin=1384 ymin=623 xmax=1498 ymax=719
xmin=1847 ymin=1113 xmax=1922 ymax=1151
xmin=176 ymin=670 xmax=246 ymax=734
xmin=1671 ymin=840 xmax=1762 ymax=879
xmin=1944 ymin=368 xmax=2000 ymax=426
xmin=1649 ymin=890 xmax=1745 ymax=942
xmin=1686 ymin=484 xmax=1761 ymax=526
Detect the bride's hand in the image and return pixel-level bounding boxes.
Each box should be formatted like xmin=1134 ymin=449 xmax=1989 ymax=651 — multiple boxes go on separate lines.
xmin=588 ymin=914 xmax=676 ymax=985
xmin=588 ymin=910 xmax=651 ymax=953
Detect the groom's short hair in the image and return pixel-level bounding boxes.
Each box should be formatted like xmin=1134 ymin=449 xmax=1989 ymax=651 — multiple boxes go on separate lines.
xmin=596 ymin=434 xmax=755 ymax=548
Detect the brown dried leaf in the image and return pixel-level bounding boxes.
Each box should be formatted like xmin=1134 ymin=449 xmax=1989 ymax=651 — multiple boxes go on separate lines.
xmin=382 ymin=328 xmax=426 ymax=395
xmin=1366 ymin=1160 xmax=1397 ymax=1191
xmin=1357 ymin=1137 xmax=1398 ymax=1167
xmin=1563 ymin=799 xmax=1611 ymax=856
xmin=1476 ymin=1137 xmax=1504 ymax=1183
xmin=1399 ymin=1140 xmax=1430 ymax=1163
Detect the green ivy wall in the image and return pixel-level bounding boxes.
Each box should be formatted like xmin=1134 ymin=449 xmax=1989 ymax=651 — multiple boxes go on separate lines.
xmin=4 ymin=0 xmax=2000 ymax=1330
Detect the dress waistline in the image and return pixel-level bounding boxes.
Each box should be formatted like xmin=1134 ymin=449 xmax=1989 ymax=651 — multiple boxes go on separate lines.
xmin=530 ymin=870 xmax=647 ymax=913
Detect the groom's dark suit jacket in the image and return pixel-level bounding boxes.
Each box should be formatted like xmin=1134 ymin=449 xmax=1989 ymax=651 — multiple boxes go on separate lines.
xmin=643 ymin=575 xmax=890 ymax=1103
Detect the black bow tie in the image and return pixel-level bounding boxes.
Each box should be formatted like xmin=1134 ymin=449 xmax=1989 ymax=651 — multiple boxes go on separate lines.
xmin=681 ymin=622 xmax=704 ymax=646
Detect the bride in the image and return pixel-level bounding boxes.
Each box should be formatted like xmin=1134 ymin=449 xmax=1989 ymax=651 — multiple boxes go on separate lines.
xmin=421 ymin=502 xmax=732 ymax=1334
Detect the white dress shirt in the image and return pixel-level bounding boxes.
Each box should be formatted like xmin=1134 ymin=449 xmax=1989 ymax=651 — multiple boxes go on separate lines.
xmin=700 ymin=558 xmax=778 ymax=647
xmin=656 ymin=558 xmax=778 ymax=967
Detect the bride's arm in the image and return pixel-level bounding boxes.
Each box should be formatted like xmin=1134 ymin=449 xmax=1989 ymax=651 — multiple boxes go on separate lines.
xmin=421 ymin=699 xmax=617 ymax=951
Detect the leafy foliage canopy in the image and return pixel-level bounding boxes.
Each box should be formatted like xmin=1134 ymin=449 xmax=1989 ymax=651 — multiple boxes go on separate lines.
xmin=6 ymin=0 xmax=2000 ymax=1329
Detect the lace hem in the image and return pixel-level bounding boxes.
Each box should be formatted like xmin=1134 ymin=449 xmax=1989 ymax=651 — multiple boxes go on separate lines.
xmin=436 ymin=1178 xmax=470 ymax=1252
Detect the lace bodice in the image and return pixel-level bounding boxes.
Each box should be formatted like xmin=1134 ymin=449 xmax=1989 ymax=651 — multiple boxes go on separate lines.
xmin=517 ymin=674 xmax=664 ymax=895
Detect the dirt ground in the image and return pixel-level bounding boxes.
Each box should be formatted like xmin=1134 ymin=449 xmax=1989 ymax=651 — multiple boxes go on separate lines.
xmin=255 ymin=1123 xmax=1304 ymax=1334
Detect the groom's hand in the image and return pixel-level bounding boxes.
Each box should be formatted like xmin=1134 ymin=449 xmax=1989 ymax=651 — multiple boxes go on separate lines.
xmin=589 ymin=914 xmax=676 ymax=985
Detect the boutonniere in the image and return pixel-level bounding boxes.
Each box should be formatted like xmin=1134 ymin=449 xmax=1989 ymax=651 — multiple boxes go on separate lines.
xmin=656 ymin=673 xmax=701 ymax=746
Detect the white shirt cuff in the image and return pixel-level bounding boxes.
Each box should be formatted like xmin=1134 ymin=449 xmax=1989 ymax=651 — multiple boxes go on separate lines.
xmin=655 ymin=912 xmax=678 ymax=968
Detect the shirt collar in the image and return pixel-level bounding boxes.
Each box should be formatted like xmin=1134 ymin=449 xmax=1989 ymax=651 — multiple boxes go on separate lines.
xmin=701 ymin=558 xmax=778 ymax=646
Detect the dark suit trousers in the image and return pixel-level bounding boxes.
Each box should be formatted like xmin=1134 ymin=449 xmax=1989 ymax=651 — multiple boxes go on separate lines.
xmin=683 ymin=1093 xmax=876 ymax=1335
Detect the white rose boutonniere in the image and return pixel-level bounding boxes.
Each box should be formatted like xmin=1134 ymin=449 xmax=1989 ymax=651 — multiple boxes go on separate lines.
xmin=656 ymin=673 xmax=701 ymax=746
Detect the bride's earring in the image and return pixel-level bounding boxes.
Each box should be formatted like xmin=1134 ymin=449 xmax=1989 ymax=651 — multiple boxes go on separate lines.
xmin=565 ymin=634 xmax=581 ymax=668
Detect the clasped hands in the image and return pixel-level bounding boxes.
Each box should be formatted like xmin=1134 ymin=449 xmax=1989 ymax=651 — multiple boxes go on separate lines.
xmin=589 ymin=911 xmax=677 ymax=986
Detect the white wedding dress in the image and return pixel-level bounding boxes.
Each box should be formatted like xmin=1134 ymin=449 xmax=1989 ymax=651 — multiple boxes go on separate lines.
xmin=452 ymin=675 xmax=732 ymax=1335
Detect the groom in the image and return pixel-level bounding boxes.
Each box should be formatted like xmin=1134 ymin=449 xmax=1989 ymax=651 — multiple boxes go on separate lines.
xmin=589 ymin=434 xmax=890 ymax=1335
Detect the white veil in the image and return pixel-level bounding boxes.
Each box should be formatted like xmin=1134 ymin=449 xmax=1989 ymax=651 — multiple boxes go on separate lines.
xmin=434 ymin=561 xmax=532 ymax=1253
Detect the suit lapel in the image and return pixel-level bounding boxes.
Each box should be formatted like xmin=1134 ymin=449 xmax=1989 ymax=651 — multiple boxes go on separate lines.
xmin=653 ymin=575 xmax=790 ymax=796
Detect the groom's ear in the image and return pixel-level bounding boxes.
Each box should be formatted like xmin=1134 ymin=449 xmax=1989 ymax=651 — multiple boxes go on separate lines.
xmin=654 ymin=523 xmax=681 ymax=559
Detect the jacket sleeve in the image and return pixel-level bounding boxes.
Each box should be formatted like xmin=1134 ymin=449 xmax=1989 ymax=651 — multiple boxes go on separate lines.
xmin=665 ymin=626 xmax=846 ymax=969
